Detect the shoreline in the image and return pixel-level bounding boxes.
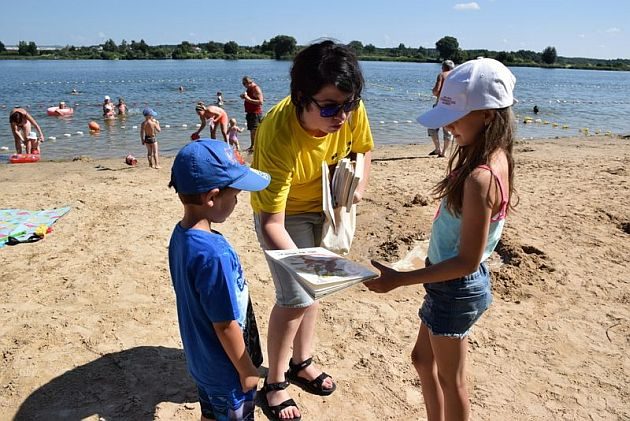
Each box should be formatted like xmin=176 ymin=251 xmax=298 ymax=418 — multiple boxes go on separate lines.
xmin=1 ymin=136 xmax=629 ymax=420
xmin=1 ymin=133 xmax=623 ymax=164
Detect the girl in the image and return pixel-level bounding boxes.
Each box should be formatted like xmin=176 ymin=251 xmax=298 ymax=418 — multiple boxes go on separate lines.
xmin=226 ymin=118 xmax=242 ymax=151
xmin=116 ymin=97 xmax=127 ymax=115
xmin=366 ymin=58 xmax=517 ymax=421
xmin=251 ymin=41 xmax=374 ymax=421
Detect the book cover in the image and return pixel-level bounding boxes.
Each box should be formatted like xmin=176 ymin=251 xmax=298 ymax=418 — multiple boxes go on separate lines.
xmin=265 ymin=247 xmax=378 ymax=299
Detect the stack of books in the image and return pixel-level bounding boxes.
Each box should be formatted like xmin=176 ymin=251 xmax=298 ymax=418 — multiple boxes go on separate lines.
xmin=265 ymin=247 xmax=378 ymax=299
xmin=322 ymin=153 xmax=364 ymax=230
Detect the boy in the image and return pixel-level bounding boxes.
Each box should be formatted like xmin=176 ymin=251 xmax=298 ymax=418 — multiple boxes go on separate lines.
xmin=168 ymin=139 xmax=271 ymax=421
xmin=140 ymin=107 xmax=161 ymax=169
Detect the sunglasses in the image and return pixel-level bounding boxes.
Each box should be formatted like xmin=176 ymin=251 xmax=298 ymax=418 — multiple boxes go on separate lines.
xmin=310 ymin=97 xmax=361 ymax=118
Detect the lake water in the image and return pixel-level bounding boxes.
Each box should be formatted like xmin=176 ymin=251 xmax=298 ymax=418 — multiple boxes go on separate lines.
xmin=1 ymin=59 xmax=629 ymax=160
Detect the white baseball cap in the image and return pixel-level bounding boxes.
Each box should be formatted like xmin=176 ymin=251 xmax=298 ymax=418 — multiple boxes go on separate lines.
xmin=417 ymin=58 xmax=516 ymax=129
xmin=27 ymin=131 xmax=37 ymax=140
xmin=104 ymin=95 xmax=110 ymax=101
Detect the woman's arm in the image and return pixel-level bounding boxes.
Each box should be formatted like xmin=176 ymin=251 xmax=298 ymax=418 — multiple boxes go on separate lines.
xmin=194 ymin=113 xmax=206 ymax=135
xmin=26 ymin=113 xmax=44 ymax=141
xmin=366 ymin=169 xmax=494 ymax=292
xmin=353 ymin=150 xmax=372 ymax=203
xmin=258 ymin=211 xmax=297 ymax=250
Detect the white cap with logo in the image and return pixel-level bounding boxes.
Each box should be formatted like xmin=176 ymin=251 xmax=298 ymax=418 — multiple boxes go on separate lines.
xmin=417 ymin=58 xmax=516 ymax=129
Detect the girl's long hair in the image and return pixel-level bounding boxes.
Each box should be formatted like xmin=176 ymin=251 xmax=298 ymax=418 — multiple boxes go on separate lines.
xmin=433 ymin=107 xmax=517 ymax=216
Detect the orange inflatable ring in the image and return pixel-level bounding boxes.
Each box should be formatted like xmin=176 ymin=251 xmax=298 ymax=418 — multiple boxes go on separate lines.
xmin=9 ymin=153 xmax=41 ymax=164
xmin=47 ymin=107 xmax=74 ymax=116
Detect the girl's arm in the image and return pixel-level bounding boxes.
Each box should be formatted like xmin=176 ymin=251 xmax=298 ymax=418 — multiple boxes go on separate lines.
xmin=195 ymin=114 xmax=206 ymax=135
xmin=366 ymin=169 xmax=494 ymax=293
xmin=236 ymin=126 xmax=244 ymax=133
xmin=213 ymin=320 xmax=259 ymax=393
xmin=258 ymin=211 xmax=297 ymax=250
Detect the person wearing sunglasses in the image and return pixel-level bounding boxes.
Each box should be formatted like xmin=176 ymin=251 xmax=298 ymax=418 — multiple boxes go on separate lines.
xmin=251 ymin=40 xmax=374 ymax=420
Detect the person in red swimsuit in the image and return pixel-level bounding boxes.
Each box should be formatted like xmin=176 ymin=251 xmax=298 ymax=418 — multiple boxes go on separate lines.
xmin=240 ymin=76 xmax=264 ymax=152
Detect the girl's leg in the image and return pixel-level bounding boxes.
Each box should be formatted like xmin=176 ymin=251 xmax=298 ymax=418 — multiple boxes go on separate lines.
xmin=290 ymin=301 xmax=335 ymax=390
xmin=429 ymin=334 xmax=470 ymax=421
xmin=266 ymin=304 xmax=305 ymax=419
xmin=153 ymin=142 xmax=161 ymax=169
xmin=411 ymin=323 xmax=444 ymax=421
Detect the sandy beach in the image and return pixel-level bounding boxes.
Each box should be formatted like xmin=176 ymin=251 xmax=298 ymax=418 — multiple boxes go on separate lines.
xmin=1 ymin=136 xmax=628 ymax=420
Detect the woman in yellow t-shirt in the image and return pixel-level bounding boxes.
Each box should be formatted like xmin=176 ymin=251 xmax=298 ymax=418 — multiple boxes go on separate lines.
xmin=252 ymin=40 xmax=374 ymax=420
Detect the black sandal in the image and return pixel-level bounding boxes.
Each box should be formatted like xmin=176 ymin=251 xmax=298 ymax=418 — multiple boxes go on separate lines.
xmin=257 ymin=378 xmax=301 ymax=421
xmin=285 ymin=357 xmax=337 ymax=396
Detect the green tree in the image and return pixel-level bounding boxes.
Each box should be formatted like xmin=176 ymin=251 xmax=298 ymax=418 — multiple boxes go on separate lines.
xmin=494 ymin=51 xmax=514 ymax=64
xmin=0 ymin=41 xmax=6 ymax=53
xmin=27 ymin=42 xmax=38 ymax=55
xmin=224 ymin=41 xmax=239 ymax=55
xmin=348 ymin=40 xmax=364 ymax=54
xmin=268 ymin=35 xmax=297 ymax=59
xmin=102 ymin=39 xmax=118 ymax=52
xmin=451 ymin=48 xmax=467 ymax=64
xmin=541 ymin=46 xmax=557 ymax=64
xmin=364 ymin=44 xmax=376 ymax=54
xmin=435 ymin=36 xmax=459 ymax=60
xmin=205 ymin=41 xmax=222 ymax=53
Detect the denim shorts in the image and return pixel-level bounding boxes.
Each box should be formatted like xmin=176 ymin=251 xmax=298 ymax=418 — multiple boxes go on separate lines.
xmin=419 ymin=261 xmax=492 ymax=338
xmin=198 ymin=385 xmax=255 ymax=421
xmin=254 ymin=212 xmax=324 ymax=308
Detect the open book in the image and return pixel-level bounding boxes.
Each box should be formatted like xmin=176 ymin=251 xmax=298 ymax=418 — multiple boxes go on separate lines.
xmin=265 ymin=247 xmax=378 ymax=299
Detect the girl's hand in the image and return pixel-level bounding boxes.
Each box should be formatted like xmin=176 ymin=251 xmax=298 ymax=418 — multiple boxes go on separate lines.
xmin=365 ymin=260 xmax=401 ymax=293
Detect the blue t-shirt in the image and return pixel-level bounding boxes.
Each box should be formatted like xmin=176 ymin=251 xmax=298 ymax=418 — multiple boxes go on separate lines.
xmin=168 ymin=224 xmax=249 ymax=394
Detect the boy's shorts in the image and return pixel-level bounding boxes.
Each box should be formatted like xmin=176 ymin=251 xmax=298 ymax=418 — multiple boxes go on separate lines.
xmin=419 ymin=261 xmax=492 ymax=338
xmin=246 ymin=113 xmax=263 ymax=131
xmin=198 ymin=386 xmax=255 ymax=421
xmin=254 ymin=212 xmax=324 ymax=308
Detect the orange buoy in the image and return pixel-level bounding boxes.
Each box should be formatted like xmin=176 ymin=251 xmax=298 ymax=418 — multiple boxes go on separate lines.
xmin=88 ymin=121 xmax=100 ymax=131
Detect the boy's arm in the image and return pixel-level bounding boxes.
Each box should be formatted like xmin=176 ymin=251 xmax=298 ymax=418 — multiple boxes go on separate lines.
xmin=140 ymin=122 xmax=145 ymax=144
xmin=213 ymin=320 xmax=259 ymax=392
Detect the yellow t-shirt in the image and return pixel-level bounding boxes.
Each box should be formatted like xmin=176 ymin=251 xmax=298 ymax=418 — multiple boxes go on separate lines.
xmin=251 ymin=96 xmax=374 ymax=215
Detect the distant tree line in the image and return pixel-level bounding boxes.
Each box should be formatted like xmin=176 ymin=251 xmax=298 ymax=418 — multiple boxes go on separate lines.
xmin=0 ymin=35 xmax=628 ymax=71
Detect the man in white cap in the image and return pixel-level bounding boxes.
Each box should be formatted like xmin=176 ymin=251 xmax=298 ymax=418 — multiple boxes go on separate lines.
xmin=427 ymin=59 xmax=455 ymax=157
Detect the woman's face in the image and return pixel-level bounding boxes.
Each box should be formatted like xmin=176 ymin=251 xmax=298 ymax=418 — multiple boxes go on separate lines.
xmin=299 ymin=84 xmax=356 ymax=137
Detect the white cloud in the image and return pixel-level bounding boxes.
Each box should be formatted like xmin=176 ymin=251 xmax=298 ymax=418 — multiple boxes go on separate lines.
xmin=605 ymin=27 xmax=620 ymax=33
xmin=98 ymin=32 xmax=106 ymax=39
xmin=454 ymin=2 xmax=480 ymax=11
xmin=579 ymin=34 xmax=585 ymax=38
xmin=502 ymin=38 xmax=509 ymax=44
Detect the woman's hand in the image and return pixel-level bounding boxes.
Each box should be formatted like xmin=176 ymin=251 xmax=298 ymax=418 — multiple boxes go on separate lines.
xmin=364 ymin=260 xmax=402 ymax=293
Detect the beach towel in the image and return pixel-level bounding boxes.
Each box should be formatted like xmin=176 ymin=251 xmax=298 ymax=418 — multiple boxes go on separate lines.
xmin=0 ymin=207 xmax=71 ymax=248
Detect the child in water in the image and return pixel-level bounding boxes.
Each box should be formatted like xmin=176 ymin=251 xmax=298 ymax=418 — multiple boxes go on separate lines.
xmin=117 ymin=98 xmax=127 ymax=115
xmin=216 ymin=91 xmax=225 ymax=107
xmin=366 ymin=58 xmax=517 ymax=421
xmin=227 ymin=118 xmax=243 ymax=151
xmin=140 ymin=107 xmax=161 ymax=169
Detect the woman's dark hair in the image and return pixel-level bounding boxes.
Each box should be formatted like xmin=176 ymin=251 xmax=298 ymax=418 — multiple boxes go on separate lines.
xmin=290 ymin=40 xmax=364 ymax=117
xmin=9 ymin=111 xmax=24 ymax=125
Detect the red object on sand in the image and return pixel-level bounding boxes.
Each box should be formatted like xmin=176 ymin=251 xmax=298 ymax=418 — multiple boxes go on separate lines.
xmin=9 ymin=153 xmax=41 ymax=164
xmin=190 ymin=133 xmax=200 ymax=141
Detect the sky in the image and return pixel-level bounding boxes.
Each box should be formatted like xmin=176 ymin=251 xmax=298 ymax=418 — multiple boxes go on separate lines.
xmin=1 ymin=0 xmax=628 ymax=59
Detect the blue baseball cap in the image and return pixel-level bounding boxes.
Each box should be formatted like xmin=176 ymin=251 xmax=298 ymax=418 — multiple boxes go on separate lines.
xmin=143 ymin=107 xmax=157 ymax=117
xmin=170 ymin=139 xmax=270 ymax=194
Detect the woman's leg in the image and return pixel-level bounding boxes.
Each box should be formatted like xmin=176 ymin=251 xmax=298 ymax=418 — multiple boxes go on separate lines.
xmin=266 ymin=304 xmax=305 ymax=419
xmin=430 ymin=334 xmax=469 ymax=421
xmin=412 ymin=323 xmax=444 ymax=421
